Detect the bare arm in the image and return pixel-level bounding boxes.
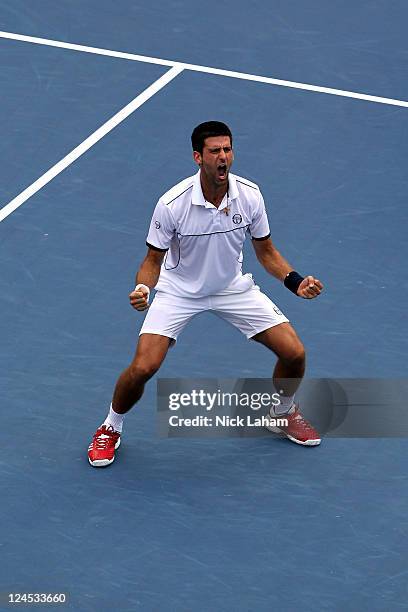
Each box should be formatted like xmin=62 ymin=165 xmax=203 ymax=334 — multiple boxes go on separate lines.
xmin=136 ymin=247 xmax=166 ymax=288
xmin=251 ymin=238 xmax=323 ymax=299
xmin=130 ymin=247 xmax=166 ymax=311
xmin=251 ymin=237 xmax=292 ymax=281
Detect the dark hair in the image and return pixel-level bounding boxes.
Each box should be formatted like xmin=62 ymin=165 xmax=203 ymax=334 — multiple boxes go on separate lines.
xmin=191 ymin=121 xmax=233 ymax=153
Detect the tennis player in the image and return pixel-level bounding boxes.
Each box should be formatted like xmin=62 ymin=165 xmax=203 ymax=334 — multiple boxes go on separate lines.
xmin=88 ymin=121 xmax=324 ymax=466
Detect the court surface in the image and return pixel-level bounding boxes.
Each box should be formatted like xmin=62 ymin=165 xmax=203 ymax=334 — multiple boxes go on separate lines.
xmin=1 ymin=1 xmax=407 ymax=610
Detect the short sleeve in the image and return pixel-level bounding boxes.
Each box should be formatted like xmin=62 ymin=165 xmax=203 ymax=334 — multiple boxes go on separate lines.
xmin=249 ymin=191 xmax=270 ymax=240
xmin=146 ymin=200 xmax=176 ymax=251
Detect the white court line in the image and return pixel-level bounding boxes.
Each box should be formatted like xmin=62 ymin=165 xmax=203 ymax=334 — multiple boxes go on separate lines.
xmin=0 ymin=65 xmax=183 ymax=223
xmin=1 ymin=29 xmax=408 ymax=108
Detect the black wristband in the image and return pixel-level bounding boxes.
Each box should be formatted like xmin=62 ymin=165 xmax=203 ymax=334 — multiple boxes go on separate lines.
xmin=284 ymin=271 xmax=304 ymax=295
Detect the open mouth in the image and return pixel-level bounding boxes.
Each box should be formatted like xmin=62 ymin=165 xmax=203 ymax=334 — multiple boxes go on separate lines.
xmin=217 ymin=164 xmax=227 ymax=179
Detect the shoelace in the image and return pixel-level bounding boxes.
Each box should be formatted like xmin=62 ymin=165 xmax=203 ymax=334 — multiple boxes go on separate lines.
xmin=292 ymin=412 xmax=316 ymax=432
xmin=93 ymin=426 xmax=118 ymax=449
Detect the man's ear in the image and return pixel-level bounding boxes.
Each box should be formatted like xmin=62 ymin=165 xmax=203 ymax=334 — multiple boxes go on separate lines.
xmin=193 ymin=150 xmax=202 ymax=166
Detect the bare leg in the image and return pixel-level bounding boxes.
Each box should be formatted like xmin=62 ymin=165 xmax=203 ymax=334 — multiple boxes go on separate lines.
xmin=252 ymin=322 xmax=306 ymax=397
xmin=112 ymin=333 xmax=171 ymax=414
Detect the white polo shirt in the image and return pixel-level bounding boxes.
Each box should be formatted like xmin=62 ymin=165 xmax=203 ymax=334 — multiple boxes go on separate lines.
xmin=146 ymin=170 xmax=270 ymax=298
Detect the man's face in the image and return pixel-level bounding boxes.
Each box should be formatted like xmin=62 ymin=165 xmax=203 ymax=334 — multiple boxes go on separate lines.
xmin=193 ymin=136 xmax=234 ymax=186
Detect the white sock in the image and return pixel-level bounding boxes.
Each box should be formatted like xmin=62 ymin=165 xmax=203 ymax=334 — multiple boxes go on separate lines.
xmin=102 ymin=404 xmax=124 ymax=433
xmin=271 ymin=391 xmax=296 ymax=416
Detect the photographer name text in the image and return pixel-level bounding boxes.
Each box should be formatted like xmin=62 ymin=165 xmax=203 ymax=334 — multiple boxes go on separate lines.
xmin=168 ymin=415 xmax=288 ymax=428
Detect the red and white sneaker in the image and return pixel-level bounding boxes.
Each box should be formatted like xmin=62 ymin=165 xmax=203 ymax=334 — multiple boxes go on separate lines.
xmin=88 ymin=425 xmax=121 ymax=467
xmin=265 ymin=405 xmax=321 ymax=446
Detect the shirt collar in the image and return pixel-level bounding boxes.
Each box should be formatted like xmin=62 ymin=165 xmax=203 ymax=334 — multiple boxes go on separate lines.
xmin=192 ymin=170 xmax=239 ymax=207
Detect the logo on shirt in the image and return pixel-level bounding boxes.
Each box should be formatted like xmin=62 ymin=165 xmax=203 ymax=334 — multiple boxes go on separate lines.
xmin=232 ymin=213 xmax=242 ymax=224
xmin=155 ymin=221 xmax=161 ymax=229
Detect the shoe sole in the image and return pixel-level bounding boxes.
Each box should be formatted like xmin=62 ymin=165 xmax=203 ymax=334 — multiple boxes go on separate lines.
xmin=88 ymin=437 xmax=121 ymax=467
xmin=265 ymin=421 xmax=321 ymax=446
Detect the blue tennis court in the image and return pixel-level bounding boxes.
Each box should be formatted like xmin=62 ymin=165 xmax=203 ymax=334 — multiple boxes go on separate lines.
xmin=1 ymin=2 xmax=407 ymax=610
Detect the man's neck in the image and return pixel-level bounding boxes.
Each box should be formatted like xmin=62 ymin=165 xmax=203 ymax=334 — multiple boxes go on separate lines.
xmin=200 ymin=173 xmax=228 ymax=207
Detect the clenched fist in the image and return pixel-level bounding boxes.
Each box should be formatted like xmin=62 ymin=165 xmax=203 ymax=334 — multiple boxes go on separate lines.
xmin=296 ymin=276 xmax=323 ymax=299
xmin=129 ymin=284 xmax=150 ymax=311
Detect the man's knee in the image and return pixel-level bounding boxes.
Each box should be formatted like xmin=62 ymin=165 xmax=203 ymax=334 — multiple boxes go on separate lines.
xmin=281 ymin=341 xmax=306 ymax=367
xmin=128 ymin=334 xmax=170 ymax=383
xmin=128 ymin=360 xmax=161 ymax=383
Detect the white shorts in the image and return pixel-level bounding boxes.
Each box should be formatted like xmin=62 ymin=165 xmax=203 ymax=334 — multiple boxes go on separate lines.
xmin=139 ymin=284 xmax=289 ymax=342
